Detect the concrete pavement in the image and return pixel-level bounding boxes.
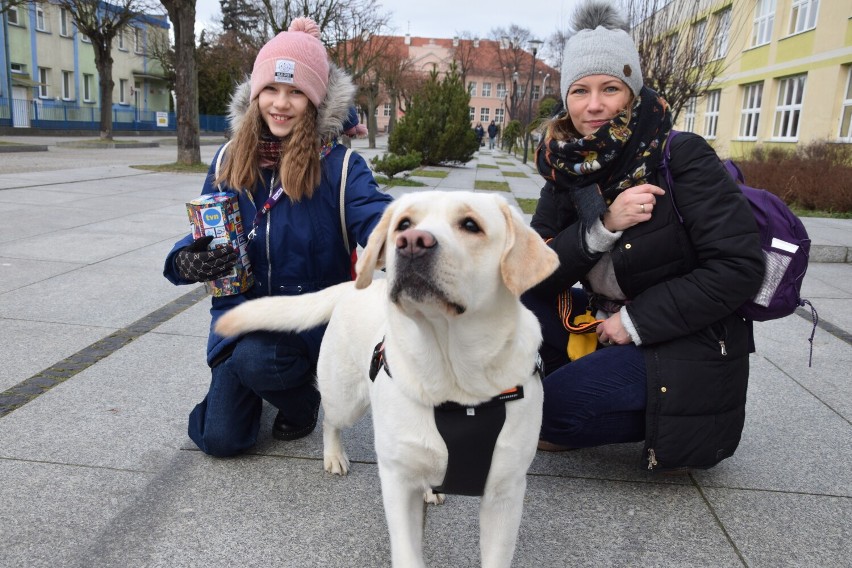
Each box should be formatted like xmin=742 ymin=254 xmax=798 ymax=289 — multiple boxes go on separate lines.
xmin=0 ymin=134 xmax=850 ymax=567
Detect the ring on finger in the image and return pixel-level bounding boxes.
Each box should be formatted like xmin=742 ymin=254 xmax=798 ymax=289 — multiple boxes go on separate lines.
xmin=640 ymin=203 xmax=646 ymax=213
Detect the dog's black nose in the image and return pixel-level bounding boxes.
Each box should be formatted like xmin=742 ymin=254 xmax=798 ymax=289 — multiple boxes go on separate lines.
xmin=396 ymin=229 xmax=436 ymax=258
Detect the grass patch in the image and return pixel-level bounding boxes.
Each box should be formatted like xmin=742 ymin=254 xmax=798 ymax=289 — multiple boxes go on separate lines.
xmin=477 ymin=164 xmax=499 ymax=169
xmin=474 ymin=180 xmax=510 ymax=192
xmin=496 ymin=161 xmax=514 ymax=166
xmin=790 ymin=207 xmax=852 ymax=219
xmin=375 ymin=175 xmax=427 ymax=187
xmin=411 ymin=168 xmax=449 ymax=178
xmin=501 ymin=170 xmax=528 ymax=178
xmin=132 ymin=163 xmax=211 ymax=173
xmin=516 ymin=198 xmax=539 ymax=214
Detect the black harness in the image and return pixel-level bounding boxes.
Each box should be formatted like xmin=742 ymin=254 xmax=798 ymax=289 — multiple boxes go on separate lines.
xmin=369 ymin=339 xmax=544 ymax=496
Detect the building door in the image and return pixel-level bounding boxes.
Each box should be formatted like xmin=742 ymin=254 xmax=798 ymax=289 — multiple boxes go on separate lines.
xmin=11 ymin=86 xmax=30 ymax=128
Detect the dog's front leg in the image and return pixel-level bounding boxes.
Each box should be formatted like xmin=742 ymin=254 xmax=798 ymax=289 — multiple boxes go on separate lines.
xmin=379 ymin=468 xmax=427 ymax=568
xmin=479 ymin=476 xmax=528 ymax=568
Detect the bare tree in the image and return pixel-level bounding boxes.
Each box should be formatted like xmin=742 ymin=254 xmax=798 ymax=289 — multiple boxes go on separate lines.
xmin=449 ymin=32 xmax=479 ymax=85
xmin=253 ymin=0 xmax=342 ymax=36
xmin=160 ymin=0 xmax=200 ymax=164
xmin=625 ymin=0 xmax=747 ymax=123
xmin=374 ymin=42 xmax=415 ymax=134
xmin=489 ymin=25 xmax=534 ymax=122
xmin=0 ymin=0 xmax=44 ymax=14
xmin=53 ymin=0 xmax=156 ymax=139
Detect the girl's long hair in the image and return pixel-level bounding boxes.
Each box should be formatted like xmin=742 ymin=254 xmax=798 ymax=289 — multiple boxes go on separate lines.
xmin=216 ymin=99 xmax=321 ymax=201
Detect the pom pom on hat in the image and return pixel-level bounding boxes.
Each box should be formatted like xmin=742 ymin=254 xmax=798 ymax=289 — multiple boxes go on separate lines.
xmin=560 ymin=0 xmax=643 ymax=100
xmin=249 ymin=17 xmax=330 ymax=107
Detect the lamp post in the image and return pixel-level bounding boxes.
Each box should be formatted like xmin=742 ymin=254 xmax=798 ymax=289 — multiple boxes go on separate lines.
xmin=542 ymin=73 xmax=551 ymax=97
xmin=522 ymin=39 xmax=543 ymax=164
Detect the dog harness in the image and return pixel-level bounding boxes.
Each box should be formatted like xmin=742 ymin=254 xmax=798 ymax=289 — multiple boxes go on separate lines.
xmin=369 ymin=339 xmax=544 ymax=496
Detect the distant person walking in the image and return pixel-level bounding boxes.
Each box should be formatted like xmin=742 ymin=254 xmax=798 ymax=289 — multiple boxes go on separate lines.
xmin=487 ymin=120 xmax=498 ymax=149
xmin=474 ymin=122 xmax=485 ymax=148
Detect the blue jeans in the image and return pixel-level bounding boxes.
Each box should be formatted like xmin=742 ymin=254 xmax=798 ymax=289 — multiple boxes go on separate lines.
xmin=188 ymin=331 xmax=321 ymax=457
xmin=523 ymin=289 xmax=647 ymax=447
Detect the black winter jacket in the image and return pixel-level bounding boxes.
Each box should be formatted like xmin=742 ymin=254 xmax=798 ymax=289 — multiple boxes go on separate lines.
xmin=530 ymin=132 xmax=764 ymax=471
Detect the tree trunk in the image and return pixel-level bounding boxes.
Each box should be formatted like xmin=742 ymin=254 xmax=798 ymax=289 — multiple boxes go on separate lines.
xmin=163 ymin=0 xmax=201 ymax=164
xmin=388 ymin=93 xmax=398 ymax=134
xmin=366 ymin=84 xmax=379 ymax=149
xmin=93 ymin=46 xmax=114 ymax=140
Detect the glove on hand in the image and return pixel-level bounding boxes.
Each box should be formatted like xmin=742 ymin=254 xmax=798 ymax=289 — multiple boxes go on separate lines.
xmin=175 ymin=235 xmax=238 ymax=283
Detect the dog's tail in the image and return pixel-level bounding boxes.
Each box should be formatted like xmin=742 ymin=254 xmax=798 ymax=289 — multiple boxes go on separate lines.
xmin=214 ymin=281 xmax=355 ymax=337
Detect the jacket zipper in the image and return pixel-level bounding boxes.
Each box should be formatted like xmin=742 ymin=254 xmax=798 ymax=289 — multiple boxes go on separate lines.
xmin=265 ymin=171 xmax=274 ymax=293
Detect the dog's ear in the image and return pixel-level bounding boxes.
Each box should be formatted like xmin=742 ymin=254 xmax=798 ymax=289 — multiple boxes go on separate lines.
xmin=499 ymin=202 xmax=560 ymax=296
xmin=355 ymin=202 xmax=395 ymax=289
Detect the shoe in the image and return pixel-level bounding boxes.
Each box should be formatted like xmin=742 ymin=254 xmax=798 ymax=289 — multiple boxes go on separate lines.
xmin=537 ymin=439 xmax=576 ymax=452
xmin=272 ymin=409 xmax=317 ymax=441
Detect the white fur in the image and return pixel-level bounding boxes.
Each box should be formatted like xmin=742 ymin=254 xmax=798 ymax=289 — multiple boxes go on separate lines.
xmin=215 ymin=191 xmax=559 ymax=568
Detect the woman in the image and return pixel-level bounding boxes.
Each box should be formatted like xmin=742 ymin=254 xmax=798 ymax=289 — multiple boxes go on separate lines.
xmin=163 ymin=18 xmax=393 ymax=457
xmin=526 ymin=0 xmax=764 ymax=472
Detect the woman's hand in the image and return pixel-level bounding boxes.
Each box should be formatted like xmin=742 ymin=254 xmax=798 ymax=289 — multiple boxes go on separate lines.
xmin=597 ymin=312 xmax=632 ymax=345
xmin=602 ymin=184 xmax=666 ymax=232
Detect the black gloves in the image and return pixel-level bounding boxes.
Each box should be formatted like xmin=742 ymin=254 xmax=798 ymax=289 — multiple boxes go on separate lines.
xmin=175 ymin=235 xmax=238 ymax=283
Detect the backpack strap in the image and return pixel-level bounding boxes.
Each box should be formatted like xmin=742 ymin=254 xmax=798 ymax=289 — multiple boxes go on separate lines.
xmin=659 ymin=130 xmax=683 ymax=223
xmin=340 ymin=147 xmax=353 ymax=253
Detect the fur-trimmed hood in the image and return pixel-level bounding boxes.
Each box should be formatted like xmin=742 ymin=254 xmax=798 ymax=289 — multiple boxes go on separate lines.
xmin=227 ymin=62 xmax=357 ymax=140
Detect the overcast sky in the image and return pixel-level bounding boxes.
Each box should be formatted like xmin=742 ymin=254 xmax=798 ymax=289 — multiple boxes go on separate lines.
xmin=194 ymin=0 xmax=579 ymax=52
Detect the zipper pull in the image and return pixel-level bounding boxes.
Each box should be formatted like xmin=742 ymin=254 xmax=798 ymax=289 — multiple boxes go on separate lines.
xmin=647 ymin=448 xmax=658 ymax=470
xmin=719 ymin=340 xmax=727 ymax=356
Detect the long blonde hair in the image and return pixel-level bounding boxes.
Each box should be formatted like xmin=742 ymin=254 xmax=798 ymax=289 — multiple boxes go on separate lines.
xmin=216 ymin=99 xmax=321 ymax=201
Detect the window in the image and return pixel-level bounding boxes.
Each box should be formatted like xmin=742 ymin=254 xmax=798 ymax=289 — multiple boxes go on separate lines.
xmin=119 ymin=79 xmax=128 ymax=104
xmin=134 ymin=28 xmax=143 ymax=54
xmin=7 ymin=6 xmax=19 ymax=25
xmin=840 ymin=67 xmax=852 ymax=141
xmin=118 ymin=29 xmax=126 ymax=50
xmin=382 ymin=103 xmax=391 ymax=117
xmin=739 ymin=82 xmax=763 ymax=139
xmin=480 ymin=107 xmax=490 ymax=122
xmin=532 ymin=85 xmax=541 ymax=100
xmin=704 ymin=90 xmax=720 ymax=139
xmin=494 ymin=108 xmax=504 ymax=124
xmin=36 ymin=7 xmax=47 ymax=32
xmin=691 ymin=20 xmax=706 ymax=66
xmin=10 ymin=63 xmax=25 ymax=74
xmin=59 ymin=8 xmax=70 ymax=36
xmin=469 ymin=106 xmax=475 ymax=121
xmin=683 ymin=97 xmax=697 ymax=132
xmin=666 ymin=33 xmax=679 ymax=64
xmin=81 ymin=34 xmax=91 ymax=43
xmin=712 ymin=8 xmax=732 ymax=60
xmin=83 ymin=73 xmax=94 ymax=102
xmin=482 ymin=82 xmax=491 ymax=97
xmin=496 ymin=83 xmax=506 ymax=99
xmin=38 ymin=67 xmax=50 ymax=98
xmin=789 ymin=0 xmax=819 ymax=35
xmin=468 ymin=82 xmax=477 ymax=97
xmin=61 ymin=70 xmax=74 ymax=100
xmin=773 ymin=74 xmax=806 ymax=140
xmin=751 ymin=0 xmax=775 ymax=47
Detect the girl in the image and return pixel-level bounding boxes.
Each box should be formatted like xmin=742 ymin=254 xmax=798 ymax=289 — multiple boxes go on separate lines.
xmin=526 ymin=0 xmax=764 ymax=472
xmin=163 ymin=18 xmax=392 ymax=457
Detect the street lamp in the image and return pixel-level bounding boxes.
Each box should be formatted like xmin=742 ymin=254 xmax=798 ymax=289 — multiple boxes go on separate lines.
xmin=542 ymin=73 xmax=551 ymax=97
xmin=522 ymin=38 xmax=543 ymax=164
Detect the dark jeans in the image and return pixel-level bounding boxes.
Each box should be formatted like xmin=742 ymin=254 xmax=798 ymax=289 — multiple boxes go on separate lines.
xmin=523 ymin=290 xmax=647 ymax=448
xmin=188 ymin=331 xmax=320 ymax=457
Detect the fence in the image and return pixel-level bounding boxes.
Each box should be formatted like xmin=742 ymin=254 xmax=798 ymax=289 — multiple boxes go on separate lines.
xmin=0 ymin=97 xmax=227 ymax=133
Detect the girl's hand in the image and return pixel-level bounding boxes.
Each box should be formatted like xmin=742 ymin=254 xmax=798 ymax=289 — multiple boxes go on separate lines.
xmin=602 ymin=184 xmax=666 ymax=232
xmin=597 ymin=312 xmax=631 ymax=345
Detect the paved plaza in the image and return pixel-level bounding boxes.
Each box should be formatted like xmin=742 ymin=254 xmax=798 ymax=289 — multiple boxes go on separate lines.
xmin=0 ymin=134 xmax=850 ymax=567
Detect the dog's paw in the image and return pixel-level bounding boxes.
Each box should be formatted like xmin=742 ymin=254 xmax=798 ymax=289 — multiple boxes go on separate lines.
xmin=424 ymin=489 xmax=446 ymax=505
xmin=323 ymin=452 xmax=350 ymax=476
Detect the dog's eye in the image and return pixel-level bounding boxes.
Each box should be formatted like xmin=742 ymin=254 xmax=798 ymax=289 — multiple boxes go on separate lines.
xmin=396 ymin=218 xmax=412 ymax=231
xmin=460 ymin=217 xmax=481 ymax=233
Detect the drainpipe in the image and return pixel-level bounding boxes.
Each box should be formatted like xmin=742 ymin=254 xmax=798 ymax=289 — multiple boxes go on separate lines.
xmin=2 ymin=7 xmax=13 ymax=124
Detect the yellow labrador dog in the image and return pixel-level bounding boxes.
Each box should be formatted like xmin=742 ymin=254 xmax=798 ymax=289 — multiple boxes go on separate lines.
xmin=216 ymin=191 xmax=558 ymax=567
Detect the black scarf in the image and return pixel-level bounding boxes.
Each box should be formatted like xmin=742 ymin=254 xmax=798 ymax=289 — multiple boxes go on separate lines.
xmin=536 ymin=87 xmax=673 ymax=226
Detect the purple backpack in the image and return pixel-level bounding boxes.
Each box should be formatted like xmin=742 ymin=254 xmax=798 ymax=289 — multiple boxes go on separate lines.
xmin=660 ymin=131 xmax=818 ymax=361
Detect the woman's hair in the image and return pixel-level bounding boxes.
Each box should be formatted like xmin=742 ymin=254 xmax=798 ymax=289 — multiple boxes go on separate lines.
xmin=216 ymin=99 xmax=321 ymax=201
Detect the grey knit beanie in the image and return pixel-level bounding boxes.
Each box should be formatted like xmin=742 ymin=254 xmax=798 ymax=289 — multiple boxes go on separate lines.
xmin=560 ymin=0 xmax=643 ymax=101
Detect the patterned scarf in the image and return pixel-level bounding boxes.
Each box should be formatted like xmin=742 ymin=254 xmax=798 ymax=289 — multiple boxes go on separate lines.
xmin=536 ymin=87 xmax=673 ymax=226
xmin=257 ymin=133 xmax=338 ymax=169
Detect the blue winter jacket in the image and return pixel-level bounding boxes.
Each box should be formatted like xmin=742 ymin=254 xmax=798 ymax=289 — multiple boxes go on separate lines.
xmin=163 ymin=143 xmax=393 ymax=366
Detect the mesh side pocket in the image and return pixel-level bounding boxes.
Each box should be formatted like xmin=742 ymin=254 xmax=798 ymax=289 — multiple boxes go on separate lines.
xmin=753 ymin=250 xmax=793 ymax=307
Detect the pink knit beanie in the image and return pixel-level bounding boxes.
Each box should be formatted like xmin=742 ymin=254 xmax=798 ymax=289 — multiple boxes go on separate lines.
xmin=249 ymin=18 xmax=329 ymax=107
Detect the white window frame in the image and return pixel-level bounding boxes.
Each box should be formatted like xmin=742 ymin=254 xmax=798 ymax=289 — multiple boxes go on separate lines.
xmin=468 ymin=82 xmax=477 ymax=97
xmin=119 ymin=78 xmax=128 ymax=104
xmin=118 ymin=29 xmax=126 ymax=51
xmin=691 ymin=19 xmax=707 ymax=67
xmin=789 ymin=0 xmax=819 ymax=35
xmin=482 ymin=82 xmax=491 ymax=97
xmin=81 ymin=34 xmax=91 ymax=43
xmin=36 ymin=6 xmax=47 ymax=32
xmin=494 ymin=108 xmax=504 ymax=124
xmin=683 ymin=97 xmax=697 ymax=133
xmin=704 ymin=89 xmax=720 ymax=139
xmin=7 ymin=6 xmax=20 ymax=25
xmin=773 ymin=74 xmax=806 ymax=141
xmin=739 ymin=82 xmax=763 ymax=140
xmin=496 ymin=83 xmax=506 ymax=99
xmin=711 ymin=8 xmax=731 ymax=60
xmin=134 ymin=28 xmax=143 ymax=54
xmin=469 ymin=106 xmax=475 ymax=121
xmin=38 ymin=67 xmax=50 ymax=98
xmin=480 ymin=107 xmax=490 ymax=122
xmin=83 ymin=73 xmax=94 ymax=102
xmin=59 ymin=8 xmax=70 ymax=37
xmin=839 ymin=67 xmax=852 ymax=142
xmin=382 ymin=103 xmax=391 ymax=117
xmin=751 ymin=0 xmax=776 ymax=47
xmin=532 ymin=84 xmax=541 ymax=100
xmin=61 ymin=70 xmax=74 ymax=100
